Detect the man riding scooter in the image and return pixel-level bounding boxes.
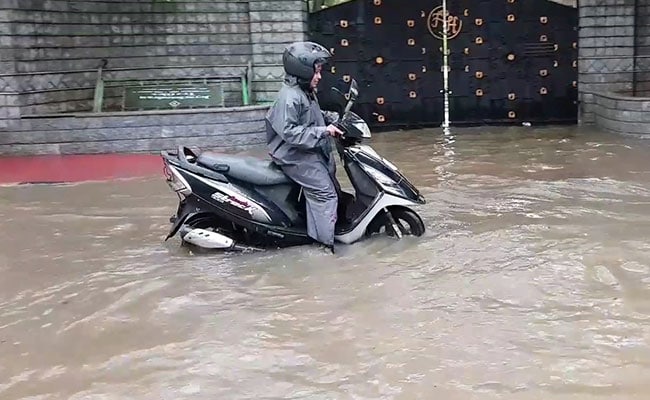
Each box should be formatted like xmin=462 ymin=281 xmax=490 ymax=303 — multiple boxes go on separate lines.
xmin=160 ymin=43 xmax=427 ymax=252
xmin=265 ymin=41 xmax=344 ymax=253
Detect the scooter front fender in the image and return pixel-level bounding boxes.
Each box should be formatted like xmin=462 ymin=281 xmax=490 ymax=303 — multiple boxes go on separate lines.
xmin=334 ymin=193 xmax=424 ymax=244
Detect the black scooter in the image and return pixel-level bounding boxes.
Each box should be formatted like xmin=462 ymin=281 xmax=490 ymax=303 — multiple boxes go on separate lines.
xmin=160 ymin=79 xmax=426 ymax=251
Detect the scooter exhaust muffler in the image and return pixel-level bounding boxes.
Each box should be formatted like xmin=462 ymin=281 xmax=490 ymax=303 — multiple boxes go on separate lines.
xmin=180 ymin=226 xmax=235 ymax=249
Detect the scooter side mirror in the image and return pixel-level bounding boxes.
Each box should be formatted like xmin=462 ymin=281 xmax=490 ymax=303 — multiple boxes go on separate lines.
xmin=348 ymin=79 xmax=359 ymax=101
xmin=330 ymin=86 xmax=347 ymax=115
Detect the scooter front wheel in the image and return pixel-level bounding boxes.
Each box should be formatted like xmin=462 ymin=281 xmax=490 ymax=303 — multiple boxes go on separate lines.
xmin=366 ymin=207 xmax=425 ymax=237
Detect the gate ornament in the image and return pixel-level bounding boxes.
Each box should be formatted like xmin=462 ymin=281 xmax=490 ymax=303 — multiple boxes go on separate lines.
xmin=427 ymin=6 xmax=462 ymax=40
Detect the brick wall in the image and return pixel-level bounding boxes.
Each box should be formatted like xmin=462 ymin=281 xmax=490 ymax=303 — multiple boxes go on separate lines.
xmin=3 ymin=0 xmax=254 ymax=116
xmin=578 ymin=0 xmax=650 ymax=124
xmin=0 ymin=0 xmax=308 ymax=122
xmin=633 ymin=1 xmax=650 ymax=94
xmin=591 ymin=91 xmax=650 ymax=135
xmin=0 ymin=106 xmax=269 ymax=156
xmin=249 ymin=0 xmax=308 ymax=103
xmin=0 ymin=5 xmax=20 ymax=129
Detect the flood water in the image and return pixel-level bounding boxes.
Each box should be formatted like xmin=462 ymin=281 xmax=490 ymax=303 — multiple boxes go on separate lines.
xmin=2 ymin=125 xmax=650 ymax=399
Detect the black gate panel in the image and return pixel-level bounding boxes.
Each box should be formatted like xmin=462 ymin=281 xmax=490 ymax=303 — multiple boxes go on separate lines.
xmin=309 ymin=0 xmax=578 ymax=130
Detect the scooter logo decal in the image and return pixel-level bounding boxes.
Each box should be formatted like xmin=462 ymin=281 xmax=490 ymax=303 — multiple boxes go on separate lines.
xmin=211 ymin=191 xmax=255 ymax=216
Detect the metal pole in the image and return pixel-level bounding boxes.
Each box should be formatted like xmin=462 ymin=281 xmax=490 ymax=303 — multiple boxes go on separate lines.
xmin=441 ymin=0 xmax=451 ymax=134
xmin=92 ymin=59 xmax=108 ymax=113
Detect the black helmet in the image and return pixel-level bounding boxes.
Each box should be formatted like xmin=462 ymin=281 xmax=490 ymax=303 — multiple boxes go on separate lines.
xmin=282 ymin=41 xmax=332 ymax=81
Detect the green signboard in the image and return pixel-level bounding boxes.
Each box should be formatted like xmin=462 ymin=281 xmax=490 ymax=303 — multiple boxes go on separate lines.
xmin=122 ymin=83 xmax=224 ymax=111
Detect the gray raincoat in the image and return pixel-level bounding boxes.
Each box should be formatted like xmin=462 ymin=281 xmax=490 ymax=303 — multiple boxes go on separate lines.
xmin=265 ymin=75 xmax=340 ymax=246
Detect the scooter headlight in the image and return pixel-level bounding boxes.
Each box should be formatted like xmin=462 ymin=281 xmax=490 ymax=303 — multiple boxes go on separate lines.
xmin=361 ymin=165 xmax=405 ymax=197
xmin=353 ymin=120 xmax=372 ymax=138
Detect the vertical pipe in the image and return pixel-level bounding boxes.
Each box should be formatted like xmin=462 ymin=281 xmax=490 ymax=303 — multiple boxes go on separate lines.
xmin=93 ymin=59 xmax=107 ymax=113
xmin=241 ymin=76 xmax=249 ymax=106
xmin=441 ymin=0 xmax=451 ymax=134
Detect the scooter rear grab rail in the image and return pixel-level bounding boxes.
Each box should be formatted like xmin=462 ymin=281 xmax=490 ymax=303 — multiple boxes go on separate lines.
xmin=161 ymin=146 xmax=229 ymax=183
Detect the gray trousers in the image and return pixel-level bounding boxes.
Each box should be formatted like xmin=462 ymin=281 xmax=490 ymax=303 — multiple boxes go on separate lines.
xmin=280 ymin=160 xmax=339 ymax=246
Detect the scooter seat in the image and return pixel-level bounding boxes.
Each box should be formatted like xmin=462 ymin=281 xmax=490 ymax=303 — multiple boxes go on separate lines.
xmin=197 ymin=152 xmax=291 ymax=186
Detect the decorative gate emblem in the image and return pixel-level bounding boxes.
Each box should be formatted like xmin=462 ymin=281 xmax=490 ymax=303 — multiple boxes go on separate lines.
xmin=427 ymin=6 xmax=462 ymax=40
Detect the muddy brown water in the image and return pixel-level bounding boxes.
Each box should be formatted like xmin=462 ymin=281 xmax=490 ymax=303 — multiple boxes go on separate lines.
xmin=1 ymin=125 xmax=650 ymax=399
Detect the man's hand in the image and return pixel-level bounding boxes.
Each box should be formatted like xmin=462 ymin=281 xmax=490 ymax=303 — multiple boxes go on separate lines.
xmin=326 ymin=124 xmax=344 ymax=137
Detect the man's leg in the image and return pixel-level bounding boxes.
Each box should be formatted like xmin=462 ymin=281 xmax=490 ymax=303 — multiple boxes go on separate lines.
xmin=280 ymin=161 xmax=338 ymax=247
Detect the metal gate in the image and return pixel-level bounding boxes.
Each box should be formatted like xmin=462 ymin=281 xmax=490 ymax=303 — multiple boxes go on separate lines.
xmin=309 ymin=0 xmax=578 ymax=129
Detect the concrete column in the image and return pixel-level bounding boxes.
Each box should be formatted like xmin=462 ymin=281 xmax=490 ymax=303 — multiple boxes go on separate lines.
xmin=633 ymin=1 xmax=650 ymax=95
xmin=0 ymin=7 xmax=21 ymax=129
xmin=248 ymin=0 xmax=309 ymax=103
xmin=578 ymin=0 xmax=636 ymax=123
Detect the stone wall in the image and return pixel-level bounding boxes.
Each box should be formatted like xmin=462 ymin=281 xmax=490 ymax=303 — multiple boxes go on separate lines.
xmin=591 ymin=91 xmax=650 ymax=135
xmin=577 ymin=0 xmax=636 ymax=123
xmin=0 ymin=5 xmax=20 ymax=130
xmin=249 ymin=0 xmax=308 ymax=103
xmin=0 ymin=0 xmax=308 ymax=156
xmin=2 ymin=0 xmax=254 ymax=116
xmin=0 ymin=0 xmax=307 ymax=120
xmin=634 ymin=1 xmax=650 ymax=94
xmin=578 ymin=0 xmax=650 ymax=124
xmin=0 ymin=105 xmax=269 ymax=156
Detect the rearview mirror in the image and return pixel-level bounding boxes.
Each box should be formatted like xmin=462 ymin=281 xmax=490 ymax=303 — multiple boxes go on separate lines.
xmin=330 ymin=86 xmax=347 ymax=113
xmin=349 ymin=79 xmax=359 ymax=100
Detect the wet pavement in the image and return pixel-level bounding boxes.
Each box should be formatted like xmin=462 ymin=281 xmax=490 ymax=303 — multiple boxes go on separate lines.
xmin=1 ymin=125 xmax=650 ymax=399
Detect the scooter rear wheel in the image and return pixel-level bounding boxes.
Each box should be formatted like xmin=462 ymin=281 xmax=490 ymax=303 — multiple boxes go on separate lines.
xmin=366 ymin=208 xmax=425 ymax=237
